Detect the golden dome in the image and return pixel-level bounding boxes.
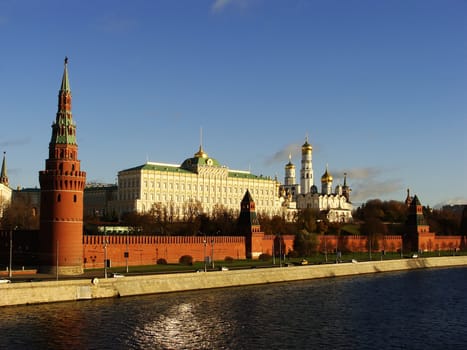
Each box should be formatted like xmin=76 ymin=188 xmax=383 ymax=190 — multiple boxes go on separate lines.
xmin=321 ymin=167 xmax=333 ymax=183
xmin=301 ymin=140 xmax=312 ymax=153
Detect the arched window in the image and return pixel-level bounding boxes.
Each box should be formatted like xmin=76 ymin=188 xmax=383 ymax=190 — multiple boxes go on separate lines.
xmin=73 ymin=194 xmax=77 ymax=203
xmin=57 ymin=194 xmax=61 ymax=202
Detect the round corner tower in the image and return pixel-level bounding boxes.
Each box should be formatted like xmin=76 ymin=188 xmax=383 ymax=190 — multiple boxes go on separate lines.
xmin=39 ymin=58 xmax=86 ymax=275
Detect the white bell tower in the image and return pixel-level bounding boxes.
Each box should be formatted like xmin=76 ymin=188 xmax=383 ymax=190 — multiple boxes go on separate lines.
xmin=300 ymin=137 xmax=313 ymax=194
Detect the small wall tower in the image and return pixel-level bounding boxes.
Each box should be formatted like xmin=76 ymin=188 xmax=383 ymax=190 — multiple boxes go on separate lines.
xmin=300 ymin=137 xmax=313 ymax=194
xmin=404 ymin=195 xmax=430 ymax=252
xmin=237 ymin=190 xmax=264 ymax=259
xmin=39 ymin=58 xmax=86 ymax=275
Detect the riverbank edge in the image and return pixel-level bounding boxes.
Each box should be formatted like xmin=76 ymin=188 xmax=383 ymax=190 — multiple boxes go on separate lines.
xmin=1 ymin=256 xmax=467 ymax=307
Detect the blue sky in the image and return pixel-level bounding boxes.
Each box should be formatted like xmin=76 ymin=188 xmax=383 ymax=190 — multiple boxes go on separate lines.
xmin=0 ymin=0 xmax=466 ymax=208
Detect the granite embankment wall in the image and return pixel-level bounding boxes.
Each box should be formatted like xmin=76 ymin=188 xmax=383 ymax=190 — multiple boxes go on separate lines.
xmin=2 ymin=256 xmax=467 ymax=307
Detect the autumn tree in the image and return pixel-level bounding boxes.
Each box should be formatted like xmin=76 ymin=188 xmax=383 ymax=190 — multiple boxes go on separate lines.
xmin=0 ymin=196 xmax=39 ymax=230
xmin=426 ymin=207 xmax=461 ymax=235
xmin=293 ymin=230 xmax=319 ymax=257
xmin=183 ymin=199 xmax=203 ymax=235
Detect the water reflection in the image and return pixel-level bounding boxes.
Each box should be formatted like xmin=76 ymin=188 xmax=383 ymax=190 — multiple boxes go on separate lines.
xmin=1 ymin=268 xmax=467 ymax=349
xmin=134 ymin=302 xmax=213 ymax=349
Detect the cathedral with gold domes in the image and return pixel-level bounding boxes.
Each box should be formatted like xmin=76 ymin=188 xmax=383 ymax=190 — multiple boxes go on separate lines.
xmin=280 ymin=138 xmax=353 ymax=223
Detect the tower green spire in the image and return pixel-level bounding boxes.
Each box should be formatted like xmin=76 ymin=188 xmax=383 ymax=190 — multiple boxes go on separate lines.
xmin=60 ymin=56 xmax=70 ymax=92
xmin=49 ymin=57 xmax=77 ymax=148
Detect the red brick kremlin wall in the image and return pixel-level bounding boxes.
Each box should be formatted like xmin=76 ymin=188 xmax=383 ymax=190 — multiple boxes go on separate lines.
xmin=83 ymin=235 xmax=246 ymax=269
xmin=82 ymin=233 xmax=466 ymax=269
xmin=83 ymin=233 xmax=466 ymax=268
xmin=0 ymin=230 xmax=463 ymax=269
xmin=418 ymin=233 xmax=464 ymax=252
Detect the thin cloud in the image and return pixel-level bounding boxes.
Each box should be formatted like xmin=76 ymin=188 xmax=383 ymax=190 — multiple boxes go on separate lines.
xmin=351 ymin=179 xmax=403 ymax=204
xmin=328 ymin=166 xmax=403 ymax=204
xmin=211 ymin=0 xmax=255 ymax=14
xmin=264 ymin=143 xmax=300 ymax=166
xmin=338 ymin=167 xmax=383 ymax=180
xmin=212 ymin=0 xmax=232 ymax=12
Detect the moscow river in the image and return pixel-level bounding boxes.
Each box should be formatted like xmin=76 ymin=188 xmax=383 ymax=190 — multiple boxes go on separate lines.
xmin=1 ymin=267 xmax=466 ymax=350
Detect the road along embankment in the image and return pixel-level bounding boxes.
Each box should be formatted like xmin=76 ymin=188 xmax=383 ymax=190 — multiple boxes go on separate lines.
xmin=1 ymin=256 xmax=467 ymax=307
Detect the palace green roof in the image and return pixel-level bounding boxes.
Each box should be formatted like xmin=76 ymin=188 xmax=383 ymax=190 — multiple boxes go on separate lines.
xmin=120 ymin=146 xmax=274 ymax=181
xmin=120 ymin=162 xmax=273 ymax=181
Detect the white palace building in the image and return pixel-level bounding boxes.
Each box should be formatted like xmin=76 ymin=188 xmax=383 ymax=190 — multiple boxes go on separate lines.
xmin=111 ymin=138 xmax=353 ymax=223
xmin=112 ymin=145 xmax=289 ymax=219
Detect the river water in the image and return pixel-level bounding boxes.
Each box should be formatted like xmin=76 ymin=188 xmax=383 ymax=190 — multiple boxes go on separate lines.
xmin=1 ymin=267 xmax=466 ymax=350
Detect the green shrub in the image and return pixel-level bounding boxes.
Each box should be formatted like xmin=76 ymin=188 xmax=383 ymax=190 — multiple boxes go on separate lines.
xmin=258 ymin=253 xmax=272 ymax=261
xmin=224 ymin=256 xmax=234 ymax=263
xmin=287 ymin=250 xmax=300 ymax=258
xmin=179 ymin=255 xmax=193 ymax=265
xmin=156 ymin=258 xmax=167 ymax=265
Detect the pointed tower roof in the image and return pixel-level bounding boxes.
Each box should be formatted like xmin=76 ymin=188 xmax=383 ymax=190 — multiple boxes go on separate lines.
xmin=238 ymin=189 xmax=261 ymax=228
xmin=241 ymin=189 xmax=255 ymax=204
xmin=49 ymin=57 xmax=77 ymax=147
xmin=411 ymin=195 xmax=421 ymax=207
xmin=60 ymin=56 xmax=70 ymax=92
xmin=407 ymin=194 xmax=427 ymax=227
xmin=0 ymin=152 xmax=8 ymax=186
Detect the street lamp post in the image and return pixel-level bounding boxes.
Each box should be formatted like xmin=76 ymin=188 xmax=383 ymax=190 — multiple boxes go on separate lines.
xmin=104 ymin=227 xmax=108 ymax=279
xmin=8 ymin=228 xmax=13 ymax=278
xmin=336 ymin=235 xmax=339 ymax=264
xmin=203 ymin=238 xmax=207 ymax=272
xmin=125 ymin=230 xmax=129 ymax=273
xmin=324 ymin=235 xmax=328 ymax=263
xmin=56 ymin=240 xmax=59 ymax=281
xmin=272 ymin=238 xmax=275 ymax=265
xmin=211 ymin=239 xmax=215 ymax=269
xmin=279 ymin=233 xmax=282 ymax=267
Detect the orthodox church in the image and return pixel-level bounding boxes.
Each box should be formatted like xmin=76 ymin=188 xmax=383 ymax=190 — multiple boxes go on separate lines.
xmin=280 ymin=138 xmax=353 ymax=223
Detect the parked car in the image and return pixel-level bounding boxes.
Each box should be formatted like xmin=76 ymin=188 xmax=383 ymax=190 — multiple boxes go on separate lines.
xmin=219 ymin=266 xmax=229 ymax=271
xmin=111 ymin=273 xmax=124 ymax=278
xmin=0 ymin=278 xmax=11 ymax=284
